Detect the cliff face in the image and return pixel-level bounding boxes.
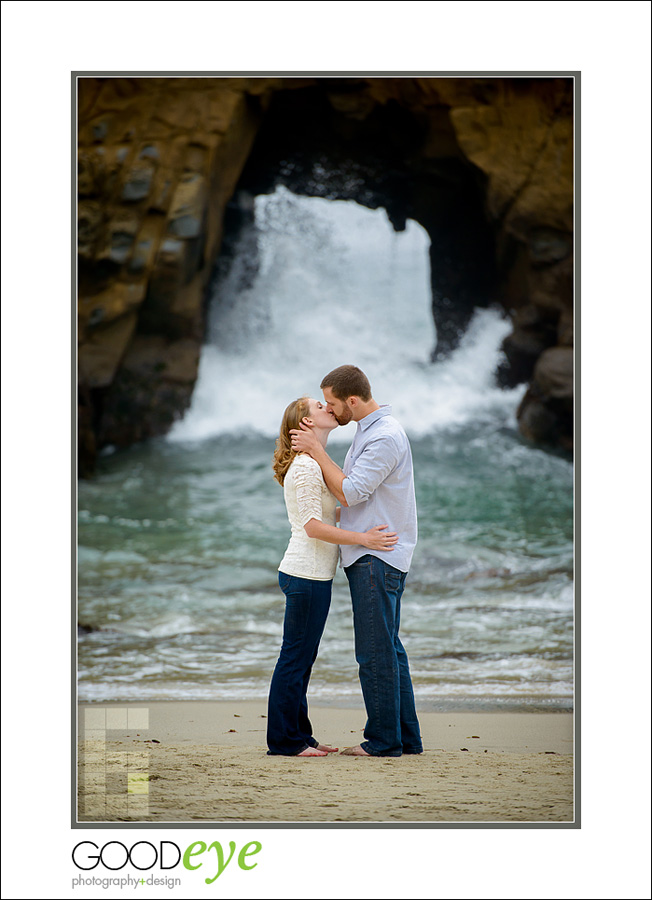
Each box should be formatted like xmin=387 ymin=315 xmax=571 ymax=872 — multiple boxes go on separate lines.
xmin=77 ymin=76 xmax=573 ymax=471
xmin=77 ymin=78 xmax=262 ymax=473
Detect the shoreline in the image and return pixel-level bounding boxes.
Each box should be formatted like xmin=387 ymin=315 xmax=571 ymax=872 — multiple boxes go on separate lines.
xmin=78 ymin=701 xmax=574 ymax=823
xmin=77 ymin=694 xmax=573 ymax=714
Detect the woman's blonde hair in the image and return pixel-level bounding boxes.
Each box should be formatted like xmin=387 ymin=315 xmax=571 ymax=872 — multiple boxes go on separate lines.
xmin=272 ymin=396 xmax=311 ymax=485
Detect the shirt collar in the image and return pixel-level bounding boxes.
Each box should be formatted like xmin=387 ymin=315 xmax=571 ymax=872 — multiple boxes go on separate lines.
xmin=357 ymin=404 xmax=392 ymax=432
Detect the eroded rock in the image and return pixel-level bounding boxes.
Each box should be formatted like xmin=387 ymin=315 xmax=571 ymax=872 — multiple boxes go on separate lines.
xmin=77 ymin=76 xmax=574 ymax=470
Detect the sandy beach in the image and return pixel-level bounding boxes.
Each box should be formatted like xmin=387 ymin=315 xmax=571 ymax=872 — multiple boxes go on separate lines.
xmin=77 ymin=701 xmax=574 ymax=824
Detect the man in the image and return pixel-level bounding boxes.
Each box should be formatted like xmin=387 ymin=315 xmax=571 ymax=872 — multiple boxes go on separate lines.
xmin=290 ymin=364 xmax=422 ymax=757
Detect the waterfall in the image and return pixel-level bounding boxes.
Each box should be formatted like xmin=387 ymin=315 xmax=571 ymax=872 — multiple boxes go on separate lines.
xmin=169 ymin=185 xmax=523 ymax=444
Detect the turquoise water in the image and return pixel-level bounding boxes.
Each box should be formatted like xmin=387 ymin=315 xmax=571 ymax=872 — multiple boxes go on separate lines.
xmin=77 ymin=189 xmax=573 ymax=710
xmin=78 ymin=425 xmax=573 ymax=710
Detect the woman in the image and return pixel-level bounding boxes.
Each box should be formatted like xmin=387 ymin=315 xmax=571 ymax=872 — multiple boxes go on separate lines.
xmin=267 ymin=396 xmax=398 ymax=756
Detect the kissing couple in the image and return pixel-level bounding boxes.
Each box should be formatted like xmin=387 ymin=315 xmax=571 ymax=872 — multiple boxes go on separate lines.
xmin=267 ymin=364 xmax=423 ymax=759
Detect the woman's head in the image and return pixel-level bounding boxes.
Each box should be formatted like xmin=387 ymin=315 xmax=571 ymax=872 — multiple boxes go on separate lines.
xmin=272 ymin=397 xmax=311 ymax=485
xmin=282 ymin=396 xmax=312 ymax=440
xmin=272 ymin=396 xmax=337 ymax=484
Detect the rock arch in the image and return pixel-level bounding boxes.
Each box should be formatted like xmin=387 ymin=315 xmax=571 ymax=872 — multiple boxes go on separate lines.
xmin=77 ymin=76 xmax=573 ymax=473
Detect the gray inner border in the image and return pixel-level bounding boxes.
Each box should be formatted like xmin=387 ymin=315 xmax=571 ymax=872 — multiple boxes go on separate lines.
xmin=72 ymin=69 xmax=580 ymax=830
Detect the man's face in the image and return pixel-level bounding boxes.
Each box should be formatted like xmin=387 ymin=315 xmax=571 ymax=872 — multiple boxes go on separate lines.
xmin=322 ymin=387 xmax=353 ymax=426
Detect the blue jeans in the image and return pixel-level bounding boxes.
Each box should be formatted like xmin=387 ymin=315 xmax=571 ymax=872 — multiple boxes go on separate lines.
xmin=345 ymin=555 xmax=423 ymax=756
xmin=266 ymin=572 xmax=332 ymax=755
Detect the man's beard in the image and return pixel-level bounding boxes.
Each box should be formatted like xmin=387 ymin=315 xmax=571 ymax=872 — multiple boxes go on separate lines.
xmin=334 ymin=407 xmax=353 ymax=426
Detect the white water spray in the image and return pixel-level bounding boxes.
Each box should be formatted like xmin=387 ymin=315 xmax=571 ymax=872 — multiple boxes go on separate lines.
xmin=169 ymin=186 xmax=523 ymax=443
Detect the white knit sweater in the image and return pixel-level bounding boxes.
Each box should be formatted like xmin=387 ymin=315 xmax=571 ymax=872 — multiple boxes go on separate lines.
xmin=278 ymin=454 xmax=339 ymax=580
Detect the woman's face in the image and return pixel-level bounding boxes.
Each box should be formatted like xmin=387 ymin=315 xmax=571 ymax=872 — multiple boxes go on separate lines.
xmin=307 ymin=398 xmax=338 ymax=431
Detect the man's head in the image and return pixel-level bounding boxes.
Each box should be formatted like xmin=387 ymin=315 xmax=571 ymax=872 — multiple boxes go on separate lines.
xmin=320 ymin=365 xmax=373 ymax=425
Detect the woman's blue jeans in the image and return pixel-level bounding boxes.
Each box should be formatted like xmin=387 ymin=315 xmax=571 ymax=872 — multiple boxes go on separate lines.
xmin=266 ymin=571 xmax=332 ymax=756
xmin=345 ymin=554 xmax=423 ymax=757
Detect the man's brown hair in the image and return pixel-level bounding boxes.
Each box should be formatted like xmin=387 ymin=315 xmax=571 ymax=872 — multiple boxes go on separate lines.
xmin=320 ymin=365 xmax=372 ymax=402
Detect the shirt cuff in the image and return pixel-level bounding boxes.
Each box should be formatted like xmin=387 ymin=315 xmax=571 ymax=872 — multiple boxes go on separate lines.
xmin=341 ymin=476 xmax=363 ymax=508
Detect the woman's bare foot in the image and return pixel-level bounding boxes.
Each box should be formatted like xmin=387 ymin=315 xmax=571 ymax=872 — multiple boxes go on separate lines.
xmin=340 ymin=745 xmax=372 ymax=756
xmin=296 ymin=747 xmax=328 ymax=757
xmin=315 ymin=743 xmax=339 ymax=753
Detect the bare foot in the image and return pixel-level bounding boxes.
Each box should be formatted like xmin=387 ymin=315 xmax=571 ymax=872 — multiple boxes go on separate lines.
xmin=315 ymin=743 xmax=339 ymax=753
xmin=340 ymin=745 xmax=372 ymax=756
xmin=296 ymin=747 xmax=328 ymax=757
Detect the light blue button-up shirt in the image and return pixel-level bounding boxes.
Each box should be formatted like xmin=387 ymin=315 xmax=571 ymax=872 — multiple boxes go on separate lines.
xmin=339 ymin=405 xmax=418 ymax=573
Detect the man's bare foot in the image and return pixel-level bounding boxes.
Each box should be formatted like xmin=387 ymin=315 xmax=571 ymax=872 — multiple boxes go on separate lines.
xmin=340 ymin=745 xmax=372 ymax=756
xmin=315 ymin=743 xmax=339 ymax=753
xmin=296 ymin=747 xmax=328 ymax=757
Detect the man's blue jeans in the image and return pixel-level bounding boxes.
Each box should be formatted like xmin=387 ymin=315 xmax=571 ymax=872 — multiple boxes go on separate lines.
xmin=266 ymin=571 xmax=332 ymax=755
xmin=345 ymin=554 xmax=423 ymax=757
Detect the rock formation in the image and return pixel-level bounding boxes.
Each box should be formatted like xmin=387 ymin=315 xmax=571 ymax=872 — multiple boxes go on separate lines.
xmin=77 ymin=76 xmax=573 ymax=473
